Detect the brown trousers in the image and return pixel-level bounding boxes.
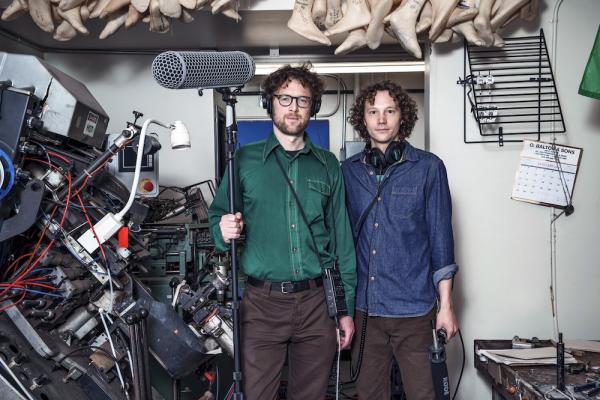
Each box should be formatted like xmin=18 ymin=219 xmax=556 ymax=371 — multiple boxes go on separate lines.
xmin=240 ymin=281 xmax=336 ymax=400
xmin=352 ymin=308 xmax=437 ymax=400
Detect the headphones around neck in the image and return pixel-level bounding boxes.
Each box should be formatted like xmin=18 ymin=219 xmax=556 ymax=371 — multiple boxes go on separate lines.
xmin=364 ymin=141 xmax=405 ymax=173
xmin=260 ymin=93 xmax=322 ymax=117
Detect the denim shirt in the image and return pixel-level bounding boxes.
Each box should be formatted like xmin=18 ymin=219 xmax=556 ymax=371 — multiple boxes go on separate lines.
xmin=341 ymin=141 xmax=458 ymax=317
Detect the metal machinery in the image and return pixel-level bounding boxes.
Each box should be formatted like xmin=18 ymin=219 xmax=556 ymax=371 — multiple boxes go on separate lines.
xmin=0 ymin=52 xmax=235 ymax=400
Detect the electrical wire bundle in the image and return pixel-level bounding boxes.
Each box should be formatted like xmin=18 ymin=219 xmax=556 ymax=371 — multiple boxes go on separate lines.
xmin=0 ymin=140 xmax=136 ymax=398
xmin=1 ymin=126 xmax=223 ymax=399
xmin=0 ymin=149 xmax=73 ymax=313
xmin=1 ymin=142 xmax=121 ymax=305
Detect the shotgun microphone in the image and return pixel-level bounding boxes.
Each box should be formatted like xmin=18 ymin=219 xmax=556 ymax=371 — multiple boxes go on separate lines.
xmin=152 ymin=51 xmax=255 ymax=90
xmin=429 ymin=327 xmax=451 ymax=400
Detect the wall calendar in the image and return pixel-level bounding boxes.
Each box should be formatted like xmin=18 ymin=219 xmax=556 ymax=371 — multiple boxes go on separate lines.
xmin=512 ymin=140 xmax=582 ymax=208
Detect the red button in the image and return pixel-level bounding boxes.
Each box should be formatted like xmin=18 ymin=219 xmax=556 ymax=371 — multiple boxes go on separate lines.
xmin=141 ymin=180 xmax=154 ymax=192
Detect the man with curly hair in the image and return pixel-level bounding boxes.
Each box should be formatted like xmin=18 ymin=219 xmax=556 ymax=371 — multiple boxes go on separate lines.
xmin=342 ymin=81 xmax=459 ymax=399
xmin=208 ymin=64 xmax=356 ymax=399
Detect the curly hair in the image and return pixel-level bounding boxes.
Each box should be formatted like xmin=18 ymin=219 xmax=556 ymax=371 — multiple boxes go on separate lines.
xmin=348 ymin=81 xmax=418 ymax=141
xmin=262 ymin=63 xmax=324 ymax=105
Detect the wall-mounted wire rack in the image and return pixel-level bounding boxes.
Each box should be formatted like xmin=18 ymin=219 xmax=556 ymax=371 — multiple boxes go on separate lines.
xmin=458 ymin=29 xmax=566 ymax=146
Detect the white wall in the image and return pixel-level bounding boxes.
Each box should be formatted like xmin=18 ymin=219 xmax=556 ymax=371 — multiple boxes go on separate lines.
xmin=44 ymin=53 xmax=216 ymax=187
xmin=428 ymin=1 xmax=600 ymax=398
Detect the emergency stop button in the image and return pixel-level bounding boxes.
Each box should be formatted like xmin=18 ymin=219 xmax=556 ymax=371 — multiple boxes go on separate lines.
xmin=140 ymin=179 xmax=154 ymax=193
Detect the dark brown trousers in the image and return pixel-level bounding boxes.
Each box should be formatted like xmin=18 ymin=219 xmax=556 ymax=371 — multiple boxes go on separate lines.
xmin=352 ymin=308 xmax=437 ymax=400
xmin=240 ymin=281 xmax=336 ymax=400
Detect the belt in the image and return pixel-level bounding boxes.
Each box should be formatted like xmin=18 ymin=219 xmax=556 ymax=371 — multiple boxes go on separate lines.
xmin=246 ymin=275 xmax=323 ymax=294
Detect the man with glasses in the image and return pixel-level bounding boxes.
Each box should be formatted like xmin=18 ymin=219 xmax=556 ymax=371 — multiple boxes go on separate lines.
xmin=208 ymin=64 xmax=356 ymax=400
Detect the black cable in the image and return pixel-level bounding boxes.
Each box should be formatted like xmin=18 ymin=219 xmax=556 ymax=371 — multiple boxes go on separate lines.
xmin=347 ymin=310 xmax=368 ymax=383
xmin=0 ymin=86 xmax=5 ymax=119
xmin=113 ymin=326 xmax=133 ymax=369
xmin=550 ymin=142 xmax=572 ymax=209
xmin=158 ymin=186 xmax=186 ymax=195
xmin=0 ymin=241 xmax=11 ymax=280
xmin=193 ymin=258 xmax=212 ymax=290
xmin=43 ymin=197 xmax=107 ymax=210
xmin=28 ymin=140 xmax=53 ymax=168
xmin=347 ymin=178 xmax=391 ymax=383
xmin=452 ymin=329 xmax=465 ymax=400
xmin=215 ymin=364 xmax=219 ymax=400
xmin=465 ymin=79 xmax=480 ymax=123
xmin=458 ymin=74 xmax=482 ymax=128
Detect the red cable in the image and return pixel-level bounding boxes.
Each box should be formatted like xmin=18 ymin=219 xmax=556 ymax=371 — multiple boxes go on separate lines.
xmin=18 ymin=282 xmax=57 ymax=291
xmin=10 ymin=173 xmax=72 ymax=288
xmin=0 ymin=283 xmax=25 ymax=289
xmin=0 ymin=154 xmax=74 ymax=312
xmin=47 ymin=151 xmax=72 ymax=165
xmin=2 ymin=252 xmax=34 ymax=278
xmin=4 ymin=149 xmax=121 ymax=311
xmin=23 ymin=276 xmax=50 ymax=282
xmin=10 ymin=172 xmax=70 ymax=288
xmin=1 ymin=172 xmax=70 ymax=298
xmin=0 ymin=222 xmax=50 ymax=299
xmin=71 ymin=157 xmax=113 ymax=199
xmin=59 ymin=172 xmax=72 ymax=226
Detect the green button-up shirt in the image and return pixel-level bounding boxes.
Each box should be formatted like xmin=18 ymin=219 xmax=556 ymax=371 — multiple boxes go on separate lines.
xmin=208 ymin=132 xmax=356 ymax=313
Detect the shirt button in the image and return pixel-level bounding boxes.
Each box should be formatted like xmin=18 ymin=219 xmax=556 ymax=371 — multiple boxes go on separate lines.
xmin=377 ymin=196 xmax=382 ymax=202
xmin=289 ymin=180 xmax=294 ymax=185
xmin=372 ymin=249 xmax=376 ymax=255
xmin=374 ymin=222 xmax=379 ymax=228
xmin=291 ymin=224 xmax=296 ymax=229
xmin=295 ymin=269 xmax=299 ymax=274
xmin=370 ymin=276 xmax=375 ymax=281
xmin=369 ymin=171 xmax=374 ymax=176
xmin=292 ymin=247 xmax=298 ymax=252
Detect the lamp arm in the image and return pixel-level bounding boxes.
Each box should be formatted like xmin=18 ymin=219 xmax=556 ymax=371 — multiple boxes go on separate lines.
xmin=115 ymin=118 xmax=158 ymax=220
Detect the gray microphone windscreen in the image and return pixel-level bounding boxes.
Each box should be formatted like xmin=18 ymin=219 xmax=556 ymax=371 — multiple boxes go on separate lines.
xmin=152 ymin=51 xmax=256 ymax=89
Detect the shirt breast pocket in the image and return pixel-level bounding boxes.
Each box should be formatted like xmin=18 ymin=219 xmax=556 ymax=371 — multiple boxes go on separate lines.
xmin=306 ymin=179 xmax=331 ymax=223
xmin=391 ymin=184 xmax=418 ymax=218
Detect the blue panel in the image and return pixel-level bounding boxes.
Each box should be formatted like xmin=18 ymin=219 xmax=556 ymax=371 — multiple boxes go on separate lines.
xmin=237 ymin=120 xmax=330 ymax=150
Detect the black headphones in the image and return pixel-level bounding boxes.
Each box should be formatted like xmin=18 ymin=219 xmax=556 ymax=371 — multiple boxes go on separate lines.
xmin=364 ymin=141 xmax=404 ymax=173
xmin=260 ymin=93 xmax=322 ymax=117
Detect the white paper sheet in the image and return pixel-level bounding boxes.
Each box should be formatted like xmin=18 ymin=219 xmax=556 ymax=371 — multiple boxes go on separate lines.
xmin=477 ymin=347 xmax=578 ymax=366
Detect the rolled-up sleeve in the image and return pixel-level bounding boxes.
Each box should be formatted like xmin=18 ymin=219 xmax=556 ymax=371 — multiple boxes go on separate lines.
xmin=425 ymin=159 xmax=459 ymax=289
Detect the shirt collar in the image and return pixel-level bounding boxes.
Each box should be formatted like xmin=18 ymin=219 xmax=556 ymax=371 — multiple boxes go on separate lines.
xmin=401 ymin=140 xmax=419 ymax=162
xmin=262 ymin=131 xmax=326 ymax=165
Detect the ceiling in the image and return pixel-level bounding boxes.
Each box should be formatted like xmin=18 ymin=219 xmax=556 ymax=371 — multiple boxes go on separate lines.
xmin=0 ymin=9 xmax=416 ymax=62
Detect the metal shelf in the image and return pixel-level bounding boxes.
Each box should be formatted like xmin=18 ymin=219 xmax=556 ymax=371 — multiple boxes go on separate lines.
xmin=458 ymin=29 xmax=566 ymax=146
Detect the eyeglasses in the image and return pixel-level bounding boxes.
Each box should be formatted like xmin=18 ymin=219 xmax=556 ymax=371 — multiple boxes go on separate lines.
xmin=273 ymin=94 xmax=312 ymax=109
